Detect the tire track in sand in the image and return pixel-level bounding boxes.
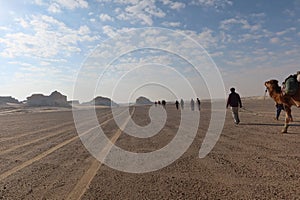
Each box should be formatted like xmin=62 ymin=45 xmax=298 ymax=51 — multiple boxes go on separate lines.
xmin=0 ymin=109 xmax=126 ymax=182
xmin=0 ymin=121 xmax=74 ymax=143
xmin=0 ymin=128 xmax=73 ymax=156
xmin=0 ymin=110 xmax=113 ymax=143
xmin=0 ymin=111 xmax=113 ymax=156
xmin=66 ymin=107 xmax=135 ymax=200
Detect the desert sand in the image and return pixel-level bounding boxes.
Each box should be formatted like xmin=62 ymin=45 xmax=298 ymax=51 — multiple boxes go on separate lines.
xmin=0 ymin=98 xmax=299 ymax=199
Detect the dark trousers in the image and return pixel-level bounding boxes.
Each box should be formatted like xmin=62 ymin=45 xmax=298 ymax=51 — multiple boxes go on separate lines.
xmin=276 ymin=105 xmax=284 ymax=119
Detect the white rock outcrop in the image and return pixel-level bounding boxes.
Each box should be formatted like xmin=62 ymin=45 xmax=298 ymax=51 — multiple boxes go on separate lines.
xmin=135 ymin=96 xmax=153 ymax=105
xmin=26 ymin=91 xmax=69 ymax=107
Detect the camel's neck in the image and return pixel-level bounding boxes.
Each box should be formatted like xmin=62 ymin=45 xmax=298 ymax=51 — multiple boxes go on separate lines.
xmin=269 ymin=89 xmax=282 ymax=103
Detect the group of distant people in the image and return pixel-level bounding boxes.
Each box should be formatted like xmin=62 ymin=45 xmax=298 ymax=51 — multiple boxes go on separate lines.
xmin=154 ymin=100 xmax=166 ymax=107
xmin=150 ymin=88 xmax=242 ymax=126
xmin=154 ymin=98 xmax=201 ymax=111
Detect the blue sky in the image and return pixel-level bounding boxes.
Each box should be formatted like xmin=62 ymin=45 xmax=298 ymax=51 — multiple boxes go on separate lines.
xmin=0 ymin=0 xmax=300 ymax=102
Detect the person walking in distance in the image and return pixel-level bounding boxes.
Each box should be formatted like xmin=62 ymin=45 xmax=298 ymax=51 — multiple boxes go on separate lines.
xmin=180 ymin=99 xmax=184 ymax=110
xmin=226 ymin=88 xmax=242 ymax=125
xmin=196 ymin=98 xmax=201 ymax=111
xmin=175 ymin=100 xmax=179 ymax=110
xmin=162 ymin=100 xmax=166 ymax=108
xmin=190 ymin=99 xmax=195 ymax=111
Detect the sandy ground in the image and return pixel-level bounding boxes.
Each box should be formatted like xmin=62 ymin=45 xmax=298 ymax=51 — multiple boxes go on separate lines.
xmin=0 ymin=98 xmax=299 ymax=199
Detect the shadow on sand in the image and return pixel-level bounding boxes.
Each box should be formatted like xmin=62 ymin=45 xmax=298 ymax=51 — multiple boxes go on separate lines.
xmin=239 ymin=123 xmax=300 ymax=134
xmin=240 ymin=123 xmax=300 ymax=127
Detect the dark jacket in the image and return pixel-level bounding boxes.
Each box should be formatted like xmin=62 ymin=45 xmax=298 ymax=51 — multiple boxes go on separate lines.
xmin=227 ymin=92 xmax=242 ymax=108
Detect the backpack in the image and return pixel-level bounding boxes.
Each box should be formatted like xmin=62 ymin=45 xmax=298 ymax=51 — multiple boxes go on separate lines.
xmin=285 ymin=75 xmax=298 ymax=95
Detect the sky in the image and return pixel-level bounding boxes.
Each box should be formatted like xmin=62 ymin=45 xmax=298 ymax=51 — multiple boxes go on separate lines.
xmin=0 ymin=0 xmax=300 ymax=103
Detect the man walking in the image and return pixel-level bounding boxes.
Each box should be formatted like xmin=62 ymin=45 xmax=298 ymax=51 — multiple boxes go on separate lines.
xmin=180 ymin=99 xmax=184 ymax=110
xmin=226 ymin=88 xmax=242 ymax=125
xmin=196 ymin=98 xmax=201 ymax=111
xmin=191 ymin=99 xmax=195 ymax=111
xmin=175 ymin=100 xmax=179 ymax=110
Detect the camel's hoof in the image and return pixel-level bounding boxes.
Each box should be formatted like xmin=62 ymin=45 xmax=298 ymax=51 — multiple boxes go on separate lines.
xmin=281 ymin=129 xmax=288 ymax=133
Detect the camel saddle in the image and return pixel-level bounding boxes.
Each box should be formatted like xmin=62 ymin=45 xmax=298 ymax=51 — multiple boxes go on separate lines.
xmin=285 ymin=75 xmax=298 ymax=96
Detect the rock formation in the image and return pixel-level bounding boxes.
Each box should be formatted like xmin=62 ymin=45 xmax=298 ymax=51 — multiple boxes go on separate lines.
xmin=135 ymin=96 xmax=153 ymax=105
xmin=84 ymin=96 xmax=118 ymax=107
xmin=26 ymin=91 xmax=70 ymax=107
xmin=0 ymin=96 xmax=19 ymax=105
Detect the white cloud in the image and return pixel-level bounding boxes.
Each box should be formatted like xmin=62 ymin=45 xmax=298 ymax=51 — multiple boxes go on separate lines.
xmin=220 ymin=18 xmax=241 ymax=30
xmin=35 ymin=0 xmax=89 ymax=13
xmin=99 ymin=13 xmax=114 ymax=22
xmin=160 ymin=0 xmax=185 ymax=10
xmin=178 ymin=28 xmax=219 ymax=49
xmin=102 ymin=25 xmax=118 ymax=38
xmin=270 ymin=37 xmax=280 ymax=44
xmin=161 ymin=21 xmax=181 ymax=27
xmin=40 ymin=61 xmax=51 ymax=66
xmin=283 ymin=9 xmax=295 ymax=17
xmin=16 ymin=18 xmax=29 ymax=28
xmin=98 ymin=1 xmax=184 ymax=26
xmin=8 ymin=61 xmax=33 ymax=67
xmin=0 ymin=15 xmax=98 ymax=59
xmin=219 ymin=31 xmax=232 ymax=43
xmin=104 ymin=0 xmax=165 ymax=25
xmin=191 ymin=0 xmax=233 ymax=8
xmin=123 ymin=0 xmax=166 ymax=25
xmin=250 ymin=13 xmax=266 ymax=18
xmin=48 ymin=3 xmax=61 ymax=13
xmin=243 ymin=23 xmax=261 ymax=32
xmin=284 ymin=49 xmax=298 ymax=56
xmin=210 ymin=51 xmax=223 ymax=57
xmin=34 ymin=0 xmax=46 ymax=6
xmin=220 ymin=17 xmax=261 ymax=32
xmin=114 ymin=7 xmax=121 ymax=13
xmin=169 ymin=1 xmax=185 ymax=10
xmin=78 ymin=25 xmax=91 ymax=35
xmin=276 ymin=27 xmax=296 ymax=36
xmin=0 ymin=26 xmax=11 ymax=31
xmin=52 ymin=0 xmax=88 ymax=10
xmin=237 ymin=33 xmax=263 ymax=43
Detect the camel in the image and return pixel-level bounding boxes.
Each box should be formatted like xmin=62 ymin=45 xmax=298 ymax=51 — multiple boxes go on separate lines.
xmin=265 ymin=79 xmax=300 ymax=133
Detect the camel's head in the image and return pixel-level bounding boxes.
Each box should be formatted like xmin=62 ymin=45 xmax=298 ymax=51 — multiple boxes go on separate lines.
xmin=265 ymin=79 xmax=281 ymax=94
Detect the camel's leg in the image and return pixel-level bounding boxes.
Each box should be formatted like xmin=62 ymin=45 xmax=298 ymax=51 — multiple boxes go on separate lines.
xmin=289 ymin=114 xmax=293 ymax=122
xmin=282 ymin=107 xmax=291 ymax=133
